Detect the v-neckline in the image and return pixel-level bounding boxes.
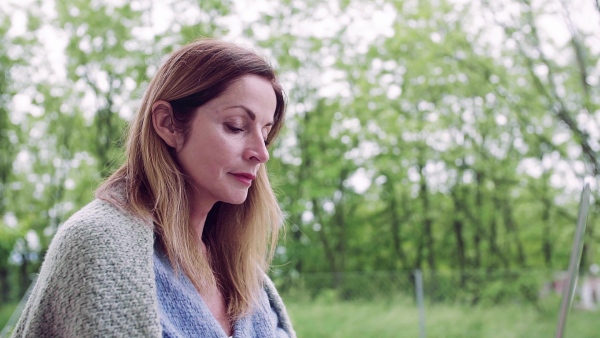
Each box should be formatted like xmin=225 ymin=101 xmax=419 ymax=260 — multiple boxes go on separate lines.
xmin=153 ymin=240 xmax=240 ymax=337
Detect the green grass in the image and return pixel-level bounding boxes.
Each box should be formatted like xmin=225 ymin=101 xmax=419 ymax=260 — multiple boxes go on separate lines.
xmin=284 ymin=295 xmax=599 ymax=338
xmin=0 ymin=302 xmax=18 ymax=332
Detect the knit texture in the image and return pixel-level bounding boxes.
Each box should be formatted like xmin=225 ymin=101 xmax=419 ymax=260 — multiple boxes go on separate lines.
xmin=12 ymin=198 xmax=295 ymax=338
xmin=154 ymin=244 xmax=295 ymax=337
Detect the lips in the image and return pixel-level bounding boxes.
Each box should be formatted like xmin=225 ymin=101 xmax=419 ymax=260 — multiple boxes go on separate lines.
xmin=230 ymin=173 xmax=256 ymax=186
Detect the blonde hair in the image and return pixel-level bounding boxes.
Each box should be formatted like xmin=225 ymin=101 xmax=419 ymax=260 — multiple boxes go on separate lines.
xmin=96 ymin=39 xmax=285 ymax=319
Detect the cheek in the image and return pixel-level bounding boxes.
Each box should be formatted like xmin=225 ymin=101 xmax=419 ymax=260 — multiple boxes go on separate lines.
xmin=201 ymin=136 xmax=239 ymax=166
xmin=181 ymin=129 xmax=243 ymax=170
xmin=212 ymin=133 xmax=242 ymax=155
xmin=212 ymin=144 xmax=239 ymax=167
xmin=174 ymin=133 xmax=186 ymax=152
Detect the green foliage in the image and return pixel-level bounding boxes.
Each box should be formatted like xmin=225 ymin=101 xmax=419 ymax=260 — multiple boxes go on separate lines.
xmin=0 ymin=0 xmax=599 ymax=317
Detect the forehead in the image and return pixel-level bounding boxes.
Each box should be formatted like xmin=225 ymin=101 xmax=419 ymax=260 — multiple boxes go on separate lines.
xmin=209 ymin=75 xmax=278 ymax=120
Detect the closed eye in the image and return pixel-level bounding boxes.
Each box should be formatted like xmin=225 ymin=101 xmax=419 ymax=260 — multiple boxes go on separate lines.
xmin=226 ymin=124 xmax=244 ymax=133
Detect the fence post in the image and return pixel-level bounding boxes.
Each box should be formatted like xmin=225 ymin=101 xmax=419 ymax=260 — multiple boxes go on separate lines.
xmin=415 ymin=269 xmax=426 ymax=338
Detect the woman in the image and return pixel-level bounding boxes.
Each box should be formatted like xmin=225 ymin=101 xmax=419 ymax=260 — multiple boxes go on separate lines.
xmin=13 ymin=39 xmax=296 ymax=338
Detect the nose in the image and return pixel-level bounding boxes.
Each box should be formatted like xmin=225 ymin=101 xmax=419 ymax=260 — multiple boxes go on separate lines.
xmin=246 ymin=132 xmax=270 ymax=163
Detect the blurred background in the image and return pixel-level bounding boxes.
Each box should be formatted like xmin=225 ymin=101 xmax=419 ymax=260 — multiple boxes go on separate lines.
xmin=0 ymin=0 xmax=599 ymax=336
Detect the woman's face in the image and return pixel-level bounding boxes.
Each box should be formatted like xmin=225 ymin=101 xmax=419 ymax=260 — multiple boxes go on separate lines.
xmin=175 ymin=75 xmax=277 ymax=209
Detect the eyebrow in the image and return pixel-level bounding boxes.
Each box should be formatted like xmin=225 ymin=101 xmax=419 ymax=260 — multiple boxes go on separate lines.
xmin=228 ymin=105 xmax=274 ymax=126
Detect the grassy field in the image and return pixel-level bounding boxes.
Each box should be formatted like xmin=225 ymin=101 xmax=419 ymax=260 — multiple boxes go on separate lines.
xmin=0 ymin=302 xmax=18 ymax=334
xmin=2 ymin=295 xmax=597 ymax=337
xmin=284 ymin=295 xmax=599 ymax=338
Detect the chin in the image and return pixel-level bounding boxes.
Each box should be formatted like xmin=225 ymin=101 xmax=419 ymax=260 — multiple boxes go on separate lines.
xmin=228 ymin=199 xmax=247 ymax=205
xmin=223 ymin=193 xmax=249 ymax=205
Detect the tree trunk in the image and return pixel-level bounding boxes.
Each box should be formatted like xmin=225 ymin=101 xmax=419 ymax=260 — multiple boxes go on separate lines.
xmin=418 ymin=157 xmax=436 ymax=271
xmin=311 ymin=198 xmax=339 ymax=289
xmin=0 ymin=267 xmax=9 ymax=303
xmin=473 ymin=171 xmax=484 ymax=268
xmin=500 ymin=190 xmax=527 ymax=267
xmin=388 ymin=188 xmax=408 ymax=268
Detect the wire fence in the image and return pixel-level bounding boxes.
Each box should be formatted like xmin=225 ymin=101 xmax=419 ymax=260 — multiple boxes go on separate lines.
xmin=272 ymin=269 xmax=600 ymax=308
xmin=272 ymin=269 xmax=600 ymax=337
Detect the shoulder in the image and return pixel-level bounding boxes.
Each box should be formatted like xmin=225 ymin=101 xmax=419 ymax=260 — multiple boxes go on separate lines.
xmin=12 ymin=199 xmax=160 ymax=337
xmin=56 ymin=198 xmax=153 ymax=249
xmin=41 ymin=197 xmax=156 ymax=299
xmin=43 ymin=198 xmax=155 ymax=272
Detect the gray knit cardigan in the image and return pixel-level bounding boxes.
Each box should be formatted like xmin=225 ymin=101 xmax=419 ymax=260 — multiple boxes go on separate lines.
xmin=12 ymin=198 xmax=296 ymax=338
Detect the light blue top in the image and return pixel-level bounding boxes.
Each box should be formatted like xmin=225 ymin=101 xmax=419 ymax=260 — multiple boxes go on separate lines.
xmin=153 ymin=243 xmax=295 ymax=338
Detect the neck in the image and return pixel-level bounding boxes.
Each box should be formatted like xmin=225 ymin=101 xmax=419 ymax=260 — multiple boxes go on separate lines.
xmin=187 ymin=187 xmax=218 ymax=240
xmin=189 ymin=204 xmax=211 ymax=240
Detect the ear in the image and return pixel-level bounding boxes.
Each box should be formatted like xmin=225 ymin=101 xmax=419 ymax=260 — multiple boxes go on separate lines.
xmin=152 ymin=100 xmax=182 ymax=150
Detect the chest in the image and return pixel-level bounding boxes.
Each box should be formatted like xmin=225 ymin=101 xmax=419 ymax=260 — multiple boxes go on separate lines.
xmin=200 ymin=285 xmax=231 ymax=335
